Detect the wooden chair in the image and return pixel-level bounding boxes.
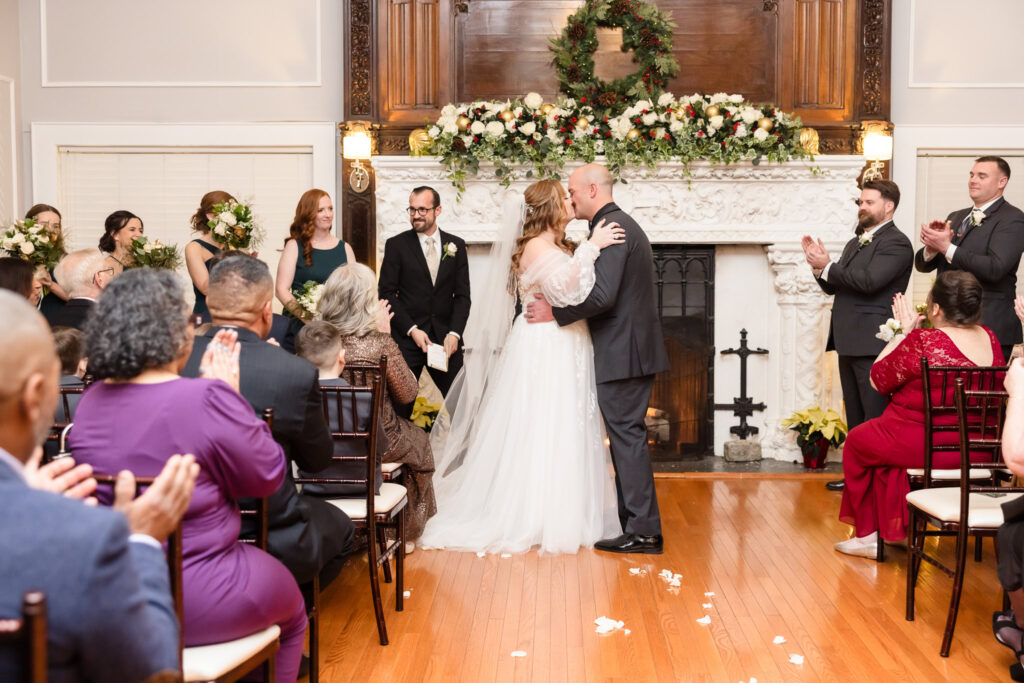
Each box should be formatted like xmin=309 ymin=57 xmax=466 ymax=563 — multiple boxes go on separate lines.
xmin=344 ymin=360 xmax=404 ymax=486
xmin=296 ymin=362 xmax=408 ymax=646
xmin=905 ymin=377 xmax=1024 ymax=656
xmin=43 ymin=384 xmax=85 ymax=464
xmin=0 ymin=591 xmax=47 ymax=683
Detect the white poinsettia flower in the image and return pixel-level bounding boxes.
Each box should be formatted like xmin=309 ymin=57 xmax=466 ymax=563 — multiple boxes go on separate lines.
xmin=546 ymin=128 xmax=561 ymax=143
xmin=442 ymin=122 xmax=458 ymax=135
xmin=669 ymin=119 xmax=684 ymax=133
xmin=520 ymin=121 xmax=536 ymax=136
xmin=740 ymin=107 xmax=761 ymax=124
xmin=635 ymin=99 xmax=652 ymax=111
xmin=708 ymin=115 xmax=724 ymax=129
xmin=753 ymin=127 xmax=770 ymax=141
xmin=504 ymin=120 xmax=517 ymax=132
xmin=642 ymin=112 xmax=658 ymax=126
xmin=513 ymin=106 xmax=523 ymax=117
xmin=709 ymin=92 xmax=728 ymax=104
xmin=523 ymin=92 xmax=543 ymax=109
xmin=461 ymin=134 xmax=474 ymax=147
xmin=734 ymin=124 xmax=748 ymax=138
xmin=470 ymin=120 xmax=486 ymax=135
xmin=657 ymin=92 xmax=675 ymax=107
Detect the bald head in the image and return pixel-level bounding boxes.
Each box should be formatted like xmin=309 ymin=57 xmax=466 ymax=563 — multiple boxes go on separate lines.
xmin=0 ymin=290 xmax=60 ymax=461
xmin=55 ymin=249 xmax=109 ymax=298
xmin=206 ymin=253 xmax=274 ymax=337
xmin=568 ymin=163 xmax=615 ymax=221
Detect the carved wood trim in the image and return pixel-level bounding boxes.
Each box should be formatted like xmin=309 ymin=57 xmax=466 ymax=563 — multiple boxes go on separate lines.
xmin=346 ymin=0 xmax=375 ymax=118
xmin=858 ymin=0 xmax=890 ymax=119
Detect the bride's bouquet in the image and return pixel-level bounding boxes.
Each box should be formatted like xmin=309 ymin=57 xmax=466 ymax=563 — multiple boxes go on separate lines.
xmin=207 ymin=200 xmax=264 ymax=251
xmin=293 ymin=280 xmax=324 ymax=320
xmin=1 ymin=218 xmax=65 ymax=271
xmin=128 ymin=235 xmax=182 ymax=270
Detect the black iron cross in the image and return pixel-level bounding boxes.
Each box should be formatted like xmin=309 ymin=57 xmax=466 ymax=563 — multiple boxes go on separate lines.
xmin=713 ymin=329 xmax=768 ymax=440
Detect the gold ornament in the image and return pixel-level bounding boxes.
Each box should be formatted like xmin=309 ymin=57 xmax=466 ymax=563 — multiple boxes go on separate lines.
xmin=576 ymin=116 xmax=590 ymax=129
xmin=500 ymin=110 xmax=516 ymax=123
xmin=540 ymin=104 xmax=554 ymax=116
xmin=704 ymin=104 xmax=720 ymax=118
xmin=673 ymin=108 xmax=687 ymax=120
xmin=626 ymin=128 xmax=642 ymax=141
xmin=798 ymin=127 xmax=820 ymax=154
xmin=456 ymin=115 xmax=472 ymax=132
xmin=757 ymin=117 xmax=774 ymax=131
xmin=408 ymin=128 xmax=431 ymax=156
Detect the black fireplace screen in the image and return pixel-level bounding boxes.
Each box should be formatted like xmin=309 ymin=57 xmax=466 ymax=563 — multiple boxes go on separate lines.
xmin=648 ymin=245 xmax=715 ymax=460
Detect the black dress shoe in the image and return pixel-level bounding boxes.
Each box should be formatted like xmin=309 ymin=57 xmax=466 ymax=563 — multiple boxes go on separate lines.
xmin=594 ymin=533 xmax=663 ymax=555
xmin=825 ymin=479 xmax=845 ymax=491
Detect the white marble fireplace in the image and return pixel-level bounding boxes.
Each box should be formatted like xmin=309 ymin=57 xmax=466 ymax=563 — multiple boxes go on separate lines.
xmin=371 ymin=155 xmax=866 ymax=460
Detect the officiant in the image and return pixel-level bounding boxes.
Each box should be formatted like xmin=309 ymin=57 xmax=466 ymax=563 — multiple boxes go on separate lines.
xmin=378 ymin=186 xmax=471 ymax=416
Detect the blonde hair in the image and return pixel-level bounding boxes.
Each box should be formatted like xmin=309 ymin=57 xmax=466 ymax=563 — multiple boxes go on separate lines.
xmin=509 ymin=179 xmax=577 ymax=277
xmin=318 ymin=263 xmax=379 ymax=338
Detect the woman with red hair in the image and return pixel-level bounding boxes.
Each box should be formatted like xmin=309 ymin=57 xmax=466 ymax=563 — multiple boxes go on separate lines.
xmin=275 ymin=189 xmax=356 ymax=350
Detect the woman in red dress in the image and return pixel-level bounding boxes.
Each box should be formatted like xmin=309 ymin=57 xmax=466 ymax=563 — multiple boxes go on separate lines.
xmin=836 ymin=270 xmax=1003 ymax=558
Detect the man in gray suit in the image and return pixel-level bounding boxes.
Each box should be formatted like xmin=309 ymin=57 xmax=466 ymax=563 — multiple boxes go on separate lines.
xmin=803 ymin=179 xmax=913 ymax=491
xmin=526 ymin=163 xmax=669 ymax=554
xmin=0 ymin=290 xmax=195 ymax=682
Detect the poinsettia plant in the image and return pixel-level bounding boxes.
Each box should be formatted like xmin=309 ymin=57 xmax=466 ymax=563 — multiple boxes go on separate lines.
xmin=781 ymin=406 xmax=848 ymax=448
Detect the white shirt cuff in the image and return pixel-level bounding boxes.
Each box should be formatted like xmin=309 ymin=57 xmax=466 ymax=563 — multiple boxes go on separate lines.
xmin=406 ymin=325 xmax=418 ymax=336
xmin=447 ymin=331 xmax=460 ymax=340
xmin=129 ymin=533 xmax=163 ymax=550
xmin=944 ymin=244 xmax=957 ymax=263
xmin=821 ymin=261 xmax=834 ymax=281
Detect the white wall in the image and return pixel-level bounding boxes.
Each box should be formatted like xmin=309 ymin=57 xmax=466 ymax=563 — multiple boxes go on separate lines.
xmin=0 ymin=0 xmax=22 ymax=223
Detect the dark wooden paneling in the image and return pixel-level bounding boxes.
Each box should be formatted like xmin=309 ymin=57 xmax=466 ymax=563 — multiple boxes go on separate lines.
xmin=377 ymin=0 xmax=452 ymax=123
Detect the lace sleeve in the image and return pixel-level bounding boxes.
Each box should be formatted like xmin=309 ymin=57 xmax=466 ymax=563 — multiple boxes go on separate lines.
xmin=536 ymin=241 xmax=601 ymax=307
xmin=870 ymin=329 xmax=925 ymax=395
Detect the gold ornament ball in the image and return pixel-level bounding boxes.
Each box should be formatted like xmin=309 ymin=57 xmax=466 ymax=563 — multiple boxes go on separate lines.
xmin=757 ymin=117 xmax=774 ymax=131
xmin=456 ymin=115 xmax=472 ymax=132
xmin=500 ymin=110 xmax=516 ymax=123
xmin=576 ymin=116 xmax=590 ymax=129
xmin=673 ymin=108 xmax=687 ymax=120
xmin=626 ymin=128 xmax=642 ymax=141
xmin=540 ymin=104 xmax=555 ymax=116
xmin=704 ymin=105 xmax=720 ymax=118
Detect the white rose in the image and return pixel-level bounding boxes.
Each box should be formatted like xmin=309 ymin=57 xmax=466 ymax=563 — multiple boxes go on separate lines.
xmin=445 ymin=242 xmax=457 ymax=256
xmin=520 ymin=121 xmax=536 ymax=136
xmin=642 ymin=112 xmax=658 ymax=126
xmin=470 ymin=120 xmax=486 ymax=135
xmin=28 ymin=225 xmax=42 ymax=234
xmin=2 ymin=238 xmax=13 ymax=251
xmin=513 ymin=107 xmax=523 ymax=117
xmin=734 ymin=124 xmax=748 ymax=138
xmin=657 ymin=92 xmax=675 ymax=107
xmin=622 ymin=105 xmax=639 ymax=119
xmin=753 ymin=127 xmax=769 ymax=141
xmin=442 ymin=122 xmax=458 ymax=135
xmin=485 ymin=120 xmax=505 ymax=137
xmin=523 ymin=92 xmax=543 ymax=109
xmin=708 ymin=115 xmax=724 ymax=129
xmin=220 ymin=211 xmax=237 ymax=226
xmin=532 ymin=132 xmax=542 ymax=141
xmin=12 ymin=232 xmax=24 ymax=244
xmin=669 ymin=119 xmax=684 ymax=133
xmin=214 ymin=223 xmax=228 ymax=236
xmin=20 ymin=241 xmax=34 ymax=255
xmin=428 ymin=126 xmax=440 ymax=138
xmin=729 ymin=93 xmax=744 ymax=103
xmin=635 ymin=99 xmax=653 ymax=111
xmin=741 ymin=107 xmax=761 ymax=125
xmin=441 ymin=104 xmax=457 ymax=118
xmin=143 ymin=242 xmax=155 ymax=253
xmin=505 ymin=120 xmax=517 ymax=132
xmin=710 ymin=92 xmax=728 ymax=104
xmin=546 ymin=128 xmax=561 ymax=143
xmin=655 ymin=127 xmax=666 ymax=139
xmin=595 ymin=139 xmax=605 ymax=153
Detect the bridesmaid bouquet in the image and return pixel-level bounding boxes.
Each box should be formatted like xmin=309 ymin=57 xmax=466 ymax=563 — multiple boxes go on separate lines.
xmin=207 ymin=200 xmax=263 ymax=251
xmin=1 ymin=218 xmax=65 ymax=271
xmin=129 ymin=235 xmax=182 ymax=270
xmin=294 ymin=280 xmax=325 ymax=320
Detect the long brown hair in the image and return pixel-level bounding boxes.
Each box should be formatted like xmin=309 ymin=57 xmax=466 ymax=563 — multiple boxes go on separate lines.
xmin=190 ymin=190 xmax=235 ymax=234
xmin=509 ymin=179 xmax=577 ymax=277
xmin=288 ymin=189 xmax=330 ymax=266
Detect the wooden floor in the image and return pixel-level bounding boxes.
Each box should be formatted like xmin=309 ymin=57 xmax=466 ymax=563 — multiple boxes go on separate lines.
xmin=313 ymin=477 xmax=1014 ymax=682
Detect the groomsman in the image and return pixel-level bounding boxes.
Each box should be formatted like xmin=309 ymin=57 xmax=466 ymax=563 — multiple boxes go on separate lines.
xmin=378 ymin=186 xmax=471 ymax=414
xmin=803 ymin=180 xmax=913 ymax=491
xmin=916 ymin=156 xmax=1024 ymax=361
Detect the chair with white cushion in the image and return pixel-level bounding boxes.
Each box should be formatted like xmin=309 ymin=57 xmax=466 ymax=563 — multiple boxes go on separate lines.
xmin=905 ymin=378 xmax=1023 ymax=657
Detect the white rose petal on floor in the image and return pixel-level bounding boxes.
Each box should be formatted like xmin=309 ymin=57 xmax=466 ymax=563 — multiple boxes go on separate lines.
xmin=789 ymin=654 xmax=804 ymax=665
xmin=773 ymin=636 xmax=786 ymax=644
xmin=696 ymin=616 xmax=711 ymax=625
xmin=594 ymin=616 xmax=625 ymax=635
xmin=510 ymin=651 xmax=527 ymax=657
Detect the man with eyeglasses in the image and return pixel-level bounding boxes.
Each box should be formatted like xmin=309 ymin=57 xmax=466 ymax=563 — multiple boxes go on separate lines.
xmin=378 ymin=186 xmax=471 ymax=413
xmin=48 ymin=249 xmax=114 ymax=330
xmin=801 ymin=180 xmax=913 ymax=492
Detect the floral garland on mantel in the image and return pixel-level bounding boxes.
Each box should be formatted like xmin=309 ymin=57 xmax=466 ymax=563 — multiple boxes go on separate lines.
xmin=425 ymin=92 xmax=808 ymax=192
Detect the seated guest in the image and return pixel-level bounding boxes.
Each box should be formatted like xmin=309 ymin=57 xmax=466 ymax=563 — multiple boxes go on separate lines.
xmin=0 ymin=256 xmax=36 ymax=304
xmin=98 ymin=210 xmax=144 ymax=276
xmin=49 ymin=249 xmax=112 ymax=330
xmin=836 ymin=271 xmax=1003 ymax=557
xmin=180 ymin=254 xmax=354 ymax=604
xmin=295 ymin=320 xmax=386 ymax=498
xmin=44 ymin=327 xmax=87 ymax=460
xmin=319 ymin=262 xmax=436 ymax=547
xmin=68 ymin=269 xmax=307 ymax=682
xmin=0 ymin=289 xmax=191 ymax=682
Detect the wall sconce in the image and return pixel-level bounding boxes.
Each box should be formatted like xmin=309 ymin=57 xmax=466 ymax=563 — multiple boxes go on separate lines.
xmin=342 ymin=122 xmax=374 ymax=193
xmin=859 ymin=121 xmax=893 ymax=182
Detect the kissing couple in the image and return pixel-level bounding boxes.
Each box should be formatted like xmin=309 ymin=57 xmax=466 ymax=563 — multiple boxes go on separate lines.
xmin=418 ymin=162 xmax=670 ymax=555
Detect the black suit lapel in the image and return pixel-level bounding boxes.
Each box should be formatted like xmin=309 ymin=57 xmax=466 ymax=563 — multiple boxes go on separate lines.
xmin=955 ymin=199 xmax=1002 ymax=245
xmin=433 ymin=230 xmax=456 ymax=288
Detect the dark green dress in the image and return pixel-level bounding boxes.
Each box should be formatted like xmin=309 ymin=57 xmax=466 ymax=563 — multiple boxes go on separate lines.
xmin=284 ymin=238 xmax=348 ymax=350
xmin=190 ymin=239 xmax=222 ymax=319
xmin=40 ymin=266 xmax=66 ymax=325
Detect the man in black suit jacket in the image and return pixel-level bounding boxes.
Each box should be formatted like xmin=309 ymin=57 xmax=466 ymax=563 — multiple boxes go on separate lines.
xmin=180 ymin=254 xmax=353 ymax=602
xmin=0 ymin=290 xmax=193 ymax=682
xmin=47 ymin=249 xmax=112 ymax=330
xmin=527 ymin=163 xmax=669 ymax=555
xmin=803 ymin=180 xmax=913 ymax=491
xmin=916 ymin=155 xmax=1024 ymax=360
xmin=378 ymin=186 xmax=471 ymax=412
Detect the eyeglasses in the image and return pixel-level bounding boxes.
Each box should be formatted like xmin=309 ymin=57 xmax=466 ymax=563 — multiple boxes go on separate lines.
xmin=96 ymin=267 xmax=114 ymax=278
xmin=407 ymin=207 xmax=436 ymax=216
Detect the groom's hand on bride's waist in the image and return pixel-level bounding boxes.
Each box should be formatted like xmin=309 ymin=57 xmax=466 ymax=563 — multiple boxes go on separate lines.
xmin=524 ymin=293 xmax=554 ymax=324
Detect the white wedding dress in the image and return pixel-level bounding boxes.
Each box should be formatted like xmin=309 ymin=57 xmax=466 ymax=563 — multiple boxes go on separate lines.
xmin=418 ymin=242 xmax=620 ymax=555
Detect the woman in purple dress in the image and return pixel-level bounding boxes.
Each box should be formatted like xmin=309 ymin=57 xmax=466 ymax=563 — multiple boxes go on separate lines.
xmin=69 ymin=268 xmax=306 ymax=682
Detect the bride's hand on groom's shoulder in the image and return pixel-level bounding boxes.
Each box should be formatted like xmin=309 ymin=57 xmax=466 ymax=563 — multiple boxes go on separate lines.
xmin=589 ymin=220 xmax=625 ymax=250
xmin=524 ymin=293 xmax=554 ymax=324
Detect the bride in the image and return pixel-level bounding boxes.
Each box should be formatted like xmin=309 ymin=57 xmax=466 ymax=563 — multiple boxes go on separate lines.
xmin=417 ymin=179 xmax=623 ymax=555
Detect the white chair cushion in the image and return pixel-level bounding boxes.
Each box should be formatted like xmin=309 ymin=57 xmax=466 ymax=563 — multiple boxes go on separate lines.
xmin=325 ymin=482 xmax=408 ymax=520
xmin=906 ymin=488 xmax=1024 ymax=528
xmin=183 ymin=624 xmax=280 ymax=682
xmin=381 ymin=462 xmax=402 ymax=474
xmin=906 ymin=468 xmax=993 ymax=480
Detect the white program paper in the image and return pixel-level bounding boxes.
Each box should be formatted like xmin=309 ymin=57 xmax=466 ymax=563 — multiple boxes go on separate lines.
xmin=427 ymin=343 xmax=448 ymax=372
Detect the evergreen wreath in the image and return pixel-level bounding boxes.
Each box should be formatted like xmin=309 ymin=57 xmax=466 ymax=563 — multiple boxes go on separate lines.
xmin=550 ymin=0 xmax=680 ymax=112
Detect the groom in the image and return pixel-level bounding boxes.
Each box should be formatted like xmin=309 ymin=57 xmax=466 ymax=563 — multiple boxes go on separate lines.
xmin=526 ymin=163 xmax=669 ymax=554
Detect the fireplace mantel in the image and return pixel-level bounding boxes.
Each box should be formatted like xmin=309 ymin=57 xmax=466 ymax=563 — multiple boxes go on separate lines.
xmin=371 ymin=155 xmax=867 ymax=460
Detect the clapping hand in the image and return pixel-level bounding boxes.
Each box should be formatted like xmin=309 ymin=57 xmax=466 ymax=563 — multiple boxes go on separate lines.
xmin=588 ymin=220 xmax=625 ymax=250
xmin=892 ymin=292 xmax=923 ymax=334
xmin=801 ymin=235 xmax=830 ymax=269
xmin=376 ymin=299 xmax=394 ymax=334
xmin=920 ymin=220 xmax=953 ymax=254
xmin=113 ymin=454 xmax=200 ymax=544
xmin=199 ymin=328 xmax=241 ymax=392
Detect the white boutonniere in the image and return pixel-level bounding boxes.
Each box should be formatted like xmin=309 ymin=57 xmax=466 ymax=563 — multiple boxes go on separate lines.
xmin=970 ymin=208 xmax=986 ymax=227
xmin=858 ymin=232 xmax=874 ymax=248
xmin=441 ymin=242 xmax=457 ymax=261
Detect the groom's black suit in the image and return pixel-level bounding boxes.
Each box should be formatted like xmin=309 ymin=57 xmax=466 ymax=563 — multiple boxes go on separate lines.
xmin=378 ymin=228 xmax=471 ymax=406
xmin=552 ymin=202 xmax=669 ymax=536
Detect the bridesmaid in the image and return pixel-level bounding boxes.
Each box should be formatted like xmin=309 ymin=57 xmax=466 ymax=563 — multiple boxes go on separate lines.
xmin=25 ymin=203 xmax=69 ymax=322
xmin=275 ymin=189 xmax=356 ymax=351
xmin=99 ymin=210 xmax=144 ymax=275
xmin=185 ymin=191 xmax=233 ymax=321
